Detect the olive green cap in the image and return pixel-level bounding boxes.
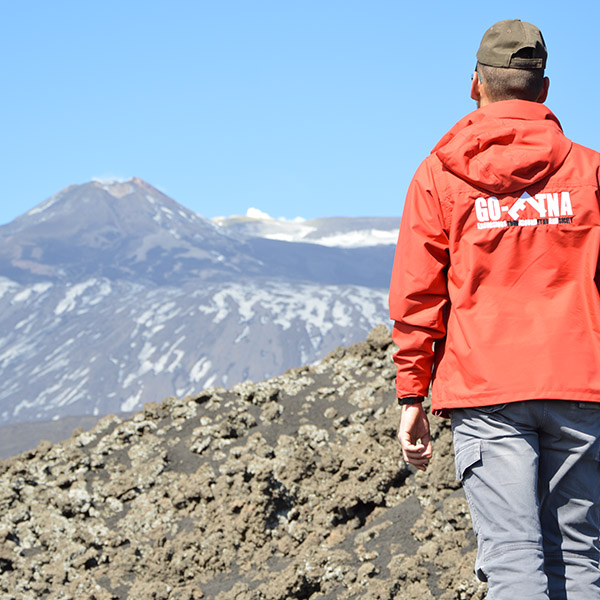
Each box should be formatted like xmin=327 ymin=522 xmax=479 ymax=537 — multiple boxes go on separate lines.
xmin=477 ymin=19 xmax=547 ymax=69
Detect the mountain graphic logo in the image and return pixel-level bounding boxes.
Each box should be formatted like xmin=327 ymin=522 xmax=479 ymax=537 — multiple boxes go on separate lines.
xmin=475 ymin=191 xmax=574 ymax=230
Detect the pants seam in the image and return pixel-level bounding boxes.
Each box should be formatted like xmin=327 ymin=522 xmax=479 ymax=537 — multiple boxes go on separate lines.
xmin=485 ymin=541 xmax=543 ymax=560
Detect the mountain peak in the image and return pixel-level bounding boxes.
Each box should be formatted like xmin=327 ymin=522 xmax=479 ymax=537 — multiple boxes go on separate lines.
xmin=90 ymin=177 xmax=139 ymax=199
xmin=0 ymin=179 xmax=249 ymax=284
xmin=89 ymin=177 xmax=167 ymax=200
xmin=12 ymin=178 xmax=204 ymax=232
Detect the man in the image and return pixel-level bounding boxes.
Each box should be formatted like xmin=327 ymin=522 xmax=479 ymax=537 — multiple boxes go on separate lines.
xmin=389 ymin=19 xmax=600 ymax=599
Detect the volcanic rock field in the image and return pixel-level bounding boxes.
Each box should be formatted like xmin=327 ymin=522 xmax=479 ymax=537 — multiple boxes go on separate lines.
xmin=0 ymin=326 xmax=486 ymax=599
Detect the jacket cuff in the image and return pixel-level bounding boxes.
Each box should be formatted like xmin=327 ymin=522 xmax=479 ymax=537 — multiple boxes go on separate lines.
xmin=397 ymin=396 xmax=425 ymax=406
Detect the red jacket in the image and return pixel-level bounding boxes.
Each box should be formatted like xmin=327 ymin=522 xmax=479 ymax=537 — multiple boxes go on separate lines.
xmin=389 ymin=99 xmax=600 ymax=412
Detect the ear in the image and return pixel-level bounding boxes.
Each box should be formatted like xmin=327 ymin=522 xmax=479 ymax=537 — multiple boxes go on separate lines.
xmin=470 ymin=71 xmax=481 ymax=102
xmin=536 ymin=76 xmax=550 ymax=103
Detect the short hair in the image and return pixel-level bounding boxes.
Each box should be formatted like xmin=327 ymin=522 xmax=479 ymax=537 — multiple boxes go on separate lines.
xmin=477 ymin=49 xmax=545 ymax=102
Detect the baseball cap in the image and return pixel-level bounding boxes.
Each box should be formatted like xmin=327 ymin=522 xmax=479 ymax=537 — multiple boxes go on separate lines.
xmin=477 ymin=19 xmax=547 ymax=69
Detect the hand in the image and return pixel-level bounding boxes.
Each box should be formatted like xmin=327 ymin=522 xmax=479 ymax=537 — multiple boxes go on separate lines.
xmin=397 ymin=403 xmax=432 ymax=471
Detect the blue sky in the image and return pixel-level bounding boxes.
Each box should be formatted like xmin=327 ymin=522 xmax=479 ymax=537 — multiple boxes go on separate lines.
xmin=2 ymin=1 xmax=599 ymax=225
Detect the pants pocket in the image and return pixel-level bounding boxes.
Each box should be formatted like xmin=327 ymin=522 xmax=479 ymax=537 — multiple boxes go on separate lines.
xmin=454 ymin=440 xmax=482 ymax=481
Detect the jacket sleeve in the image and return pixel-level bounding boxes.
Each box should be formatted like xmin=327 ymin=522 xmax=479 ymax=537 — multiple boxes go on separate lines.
xmin=389 ymin=158 xmax=450 ymax=398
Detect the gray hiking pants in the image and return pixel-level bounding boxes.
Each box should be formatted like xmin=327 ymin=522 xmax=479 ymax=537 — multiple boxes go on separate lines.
xmin=451 ymin=400 xmax=600 ymax=599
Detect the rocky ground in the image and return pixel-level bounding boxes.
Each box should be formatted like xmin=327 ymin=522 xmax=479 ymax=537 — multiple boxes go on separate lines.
xmin=0 ymin=326 xmax=487 ymax=599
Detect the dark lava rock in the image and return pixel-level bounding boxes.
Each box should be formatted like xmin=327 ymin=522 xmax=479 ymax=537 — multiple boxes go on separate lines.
xmin=0 ymin=325 xmax=486 ymax=599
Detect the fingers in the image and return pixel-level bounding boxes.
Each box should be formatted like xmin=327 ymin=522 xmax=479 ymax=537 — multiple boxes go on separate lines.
xmin=403 ymin=452 xmax=431 ymax=471
xmin=403 ymin=444 xmax=432 ymax=465
xmin=406 ymin=459 xmax=429 ymax=472
xmin=398 ymin=433 xmax=431 ymax=456
xmin=403 ymin=441 xmax=432 ymax=457
xmin=400 ymin=437 xmax=432 ymax=471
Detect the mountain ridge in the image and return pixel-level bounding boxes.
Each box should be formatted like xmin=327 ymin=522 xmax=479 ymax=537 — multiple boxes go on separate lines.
xmin=0 ymin=178 xmax=262 ymax=285
xmin=0 ymin=178 xmax=396 ymax=425
xmin=212 ymin=213 xmax=400 ymax=248
xmin=0 ymin=178 xmax=397 ymax=286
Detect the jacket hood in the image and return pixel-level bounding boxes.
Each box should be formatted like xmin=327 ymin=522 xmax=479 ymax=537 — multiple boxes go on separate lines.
xmin=432 ymin=100 xmax=572 ymax=194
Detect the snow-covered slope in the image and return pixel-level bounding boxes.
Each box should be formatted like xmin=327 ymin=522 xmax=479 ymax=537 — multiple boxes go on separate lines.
xmin=0 ymin=277 xmax=387 ymax=424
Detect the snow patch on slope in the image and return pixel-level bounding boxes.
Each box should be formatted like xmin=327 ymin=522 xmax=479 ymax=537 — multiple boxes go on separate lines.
xmin=0 ymin=277 xmax=389 ymax=423
xmin=55 ymin=280 xmax=111 ymax=316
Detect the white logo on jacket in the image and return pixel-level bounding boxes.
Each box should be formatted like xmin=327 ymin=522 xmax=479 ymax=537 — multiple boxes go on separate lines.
xmin=475 ymin=191 xmax=574 ymax=230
